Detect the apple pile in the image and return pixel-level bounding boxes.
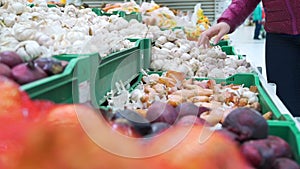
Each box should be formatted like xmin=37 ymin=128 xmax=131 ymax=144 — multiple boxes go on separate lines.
xmin=0 ymin=51 xmax=67 ymax=85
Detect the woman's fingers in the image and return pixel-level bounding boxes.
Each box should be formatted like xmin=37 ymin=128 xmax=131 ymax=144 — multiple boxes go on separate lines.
xmin=198 ymin=22 xmax=231 ymax=48
xmin=213 ymin=22 xmax=231 ymax=45
xmin=198 ymin=27 xmax=219 ymax=48
xmin=198 ymin=34 xmax=210 ymax=48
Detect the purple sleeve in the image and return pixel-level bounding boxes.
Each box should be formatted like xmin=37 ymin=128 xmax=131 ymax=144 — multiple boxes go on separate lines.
xmin=217 ymin=0 xmax=261 ymax=33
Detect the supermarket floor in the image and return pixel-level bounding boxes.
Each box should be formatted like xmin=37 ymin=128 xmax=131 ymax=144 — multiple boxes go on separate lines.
xmin=228 ymin=25 xmax=267 ymax=79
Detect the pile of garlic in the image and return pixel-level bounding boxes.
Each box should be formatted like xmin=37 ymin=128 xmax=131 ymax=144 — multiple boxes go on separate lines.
xmin=0 ymin=1 xmax=156 ymax=60
xmin=150 ymin=33 xmax=252 ymax=78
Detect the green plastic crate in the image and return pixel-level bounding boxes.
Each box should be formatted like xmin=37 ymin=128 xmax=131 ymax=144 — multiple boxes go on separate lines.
xmin=160 ymin=26 xmax=184 ymax=31
xmin=221 ymin=46 xmax=237 ymax=55
xmin=121 ymin=11 xmax=142 ymax=22
xmin=27 ymin=4 xmax=57 ymax=8
xmin=199 ymin=73 xmax=285 ymax=120
xmin=92 ymin=8 xmax=142 ymax=22
xmin=125 ymin=72 xmax=287 ymax=121
xmin=21 ymin=58 xmax=78 ymax=104
xmin=131 ymin=38 xmax=152 ymax=70
xmin=268 ymin=121 xmax=300 ymax=163
xmin=221 ymin=45 xmax=244 ymax=59
xmin=217 ymin=40 xmax=230 ymax=47
xmin=92 ymin=8 xmax=120 ymax=17
xmin=91 ymin=8 xmax=102 ymax=16
xmin=94 ymin=39 xmax=151 ymax=107
xmin=21 ymin=53 xmax=101 ymax=104
xmin=54 ymin=53 xmax=101 ymax=104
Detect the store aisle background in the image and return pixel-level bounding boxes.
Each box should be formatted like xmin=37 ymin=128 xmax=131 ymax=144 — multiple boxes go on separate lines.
xmin=229 ymin=26 xmax=300 ymax=123
xmin=228 ymin=25 xmax=267 ymax=79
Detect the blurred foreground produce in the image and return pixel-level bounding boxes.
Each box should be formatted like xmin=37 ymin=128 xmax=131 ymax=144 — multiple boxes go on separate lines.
xmin=0 ymin=51 xmax=66 ymax=85
xmin=102 ymin=70 xmax=300 ymax=168
xmin=0 ymin=76 xmax=251 ymax=169
xmin=102 ymin=1 xmax=140 ymax=13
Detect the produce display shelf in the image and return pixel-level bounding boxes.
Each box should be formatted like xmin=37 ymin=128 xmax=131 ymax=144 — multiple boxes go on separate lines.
xmin=21 ymin=58 xmax=78 ymax=104
xmin=268 ymin=121 xmax=300 ymax=163
xmin=92 ymin=8 xmax=142 ymax=22
xmin=27 ymin=4 xmax=57 ymax=8
xmin=216 ymin=39 xmax=230 ymax=47
xmin=95 ymin=38 xmax=151 ymax=107
xmin=256 ymin=68 xmax=297 ymax=123
xmin=99 ymin=71 xmax=300 ymax=163
xmin=160 ymin=26 xmax=184 ymax=31
xmin=53 ymin=39 xmax=151 ymax=107
xmin=221 ymin=46 xmax=236 ymax=55
xmin=121 ymin=72 xmax=288 ymax=121
xmin=22 ymin=53 xmax=100 ymax=104
xmin=54 ymin=53 xmax=101 ymax=104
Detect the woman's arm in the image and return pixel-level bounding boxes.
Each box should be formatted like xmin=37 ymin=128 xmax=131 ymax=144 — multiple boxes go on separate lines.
xmin=219 ymin=0 xmax=261 ymax=33
xmin=198 ymin=0 xmax=261 ymax=47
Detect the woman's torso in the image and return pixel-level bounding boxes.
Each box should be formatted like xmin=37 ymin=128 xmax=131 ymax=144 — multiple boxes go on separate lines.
xmin=262 ymin=0 xmax=300 ymax=35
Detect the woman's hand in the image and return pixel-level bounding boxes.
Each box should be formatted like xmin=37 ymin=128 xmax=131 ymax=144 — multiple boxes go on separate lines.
xmin=198 ymin=22 xmax=231 ymax=48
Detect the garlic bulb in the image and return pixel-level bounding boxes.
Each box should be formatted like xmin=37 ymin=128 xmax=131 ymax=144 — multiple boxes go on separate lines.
xmin=7 ymin=2 xmax=26 ymax=15
xmin=179 ymin=44 xmax=191 ymax=53
xmin=170 ymin=48 xmax=183 ymax=58
xmin=66 ymin=31 xmax=86 ymax=42
xmin=166 ymin=31 xmax=176 ymax=41
xmin=121 ymin=40 xmax=135 ymax=48
xmin=236 ymin=66 xmax=249 ymax=73
xmin=3 ymin=13 xmax=16 ymax=27
xmin=12 ymin=23 xmax=36 ymax=41
xmin=189 ymin=47 xmax=200 ymax=58
xmin=207 ymin=68 xmax=225 ymax=78
xmin=34 ymin=32 xmax=53 ymax=47
xmin=188 ymin=58 xmax=200 ymax=72
xmin=181 ymin=53 xmax=192 ymax=61
xmin=155 ymin=36 xmax=167 ymax=46
xmin=162 ymin=42 xmax=175 ymax=50
xmin=174 ymin=29 xmax=186 ymax=39
xmin=64 ymin=5 xmax=78 ymax=18
xmin=162 ymin=61 xmax=179 ymax=71
xmin=177 ymin=63 xmax=193 ymax=77
xmin=223 ymin=67 xmax=236 ymax=76
xmin=150 ymin=59 xmax=165 ymax=70
xmin=15 ymin=40 xmax=42 ymax=60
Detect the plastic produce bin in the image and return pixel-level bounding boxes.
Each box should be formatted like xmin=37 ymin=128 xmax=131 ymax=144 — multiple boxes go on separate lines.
xmin=221 ymin=46 xmax=244 ymax=59
xmin=92 ymin=8 xmax=142 ymax=22
xmin=160 ymin=26 xmax=184 ymax=31
xmin=122 ymin=11 xmax=142 ymax=22
xmin=99 ymin=70 xmax=300 ymax=164
xmin=268 ymin=121 xmax=300 ymax=163
xmin=54 ymin=53 xmax=101 ymax=104
xmin=216 ymin=40 xmax=230 ymax=47
xmin=106 ymin=72 xmax=288 ymax=121
xmin=194 ymin=73 xmax=285 ymax=120
xmin=22 ymin=53 xmax=100 ymax=104
xmin=21 ymin=58 xmax=78 ymax=104
xmin=27 ymin=4 xmax=57 ymax=8
xmin=221 ymin=46 xmax=237 ymax=55
xmin=94 ymin=39 xmax=151 ymax=107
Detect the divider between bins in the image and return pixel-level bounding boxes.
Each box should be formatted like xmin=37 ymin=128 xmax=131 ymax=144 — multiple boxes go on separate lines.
xmin=224 ymin=73 xmax=284 ymax=120
xmin=91 ymin=8 xmax=142 ymax=22
xmin=53 ymin=53 xmax=101 ymax=104
xmin=21 ymin=58 xmax=79 ymax=103
xmin=268 ymin=120 xmax=300 ymax=163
